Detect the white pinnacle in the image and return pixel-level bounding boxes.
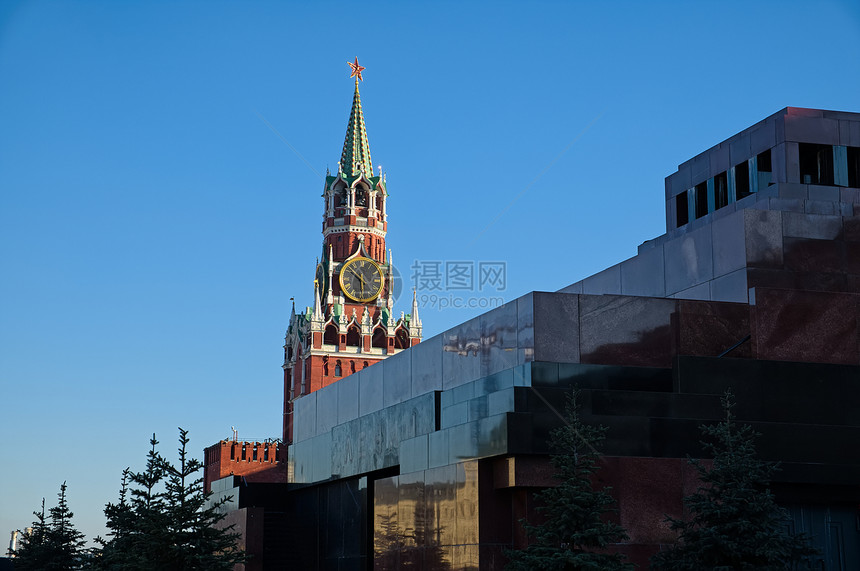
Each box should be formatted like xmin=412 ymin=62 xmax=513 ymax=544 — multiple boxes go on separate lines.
xmin=411 ymin=289 xmax=422 ymax=328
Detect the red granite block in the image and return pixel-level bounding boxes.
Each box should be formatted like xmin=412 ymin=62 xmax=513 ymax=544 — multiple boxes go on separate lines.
xmin=844 ymin=216 xmax=860 ymax=242
xmin=677 ymin=300 xmax=751 ymax=358
xmin=846 ymin=242 xmax=860 ymax=275
xmin=599 ymin=457 xmax=696 ymax=545
xmin=579 ymin=296 xmax=678 ymax=368
xmin=752 ymin=288 xmax=860 ymax=365
xmin=783 ymin=237 xmax=845 ymax=273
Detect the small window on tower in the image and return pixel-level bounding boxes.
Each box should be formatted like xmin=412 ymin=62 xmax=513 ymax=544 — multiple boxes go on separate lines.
xmin=675 ymin=192 xmax=689 ymax=228
xmin=735 ymin=160 xmax=751 ymax=199
xmin=395 ymin=329 xmax=409 ymax=350
xmin=372 ymin=327 xmax=386 ymax=349
xmin=714 ymin=172 xmax=728 ymax=210
xmin=756 ymin=149 xmax=773 ymax=189
xmin=324 ymin=324 xmax=338 ymax=345
xmin=334 ymin=361 xmax=342 ymax=377
xmin=799 ymin=144 xmax=834 ymax=185
xmin=346 ymin=325 xmax=361 ymax=347
xmin=694 ymin=182 xmax=708 ymax=219
xmin=356 ymin=187 xmax=368 ymax=207
xmin=847 ymin=146 xmax=860 ymax=188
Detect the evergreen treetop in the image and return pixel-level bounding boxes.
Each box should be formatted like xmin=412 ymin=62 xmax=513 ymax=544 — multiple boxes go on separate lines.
xmin=651 ymin=390 xmax=817 ymax=570
xmin=507 ymin=388 xmax=633 ymax=571
xmin=13 ymin=483 xmax=86 ymax=571
xmin=92 ymin=428 xmax=244 ymax=571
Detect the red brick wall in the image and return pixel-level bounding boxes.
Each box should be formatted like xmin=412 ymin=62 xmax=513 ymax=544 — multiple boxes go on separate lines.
xmin=203 ymin=441 xmax=287 ymax=493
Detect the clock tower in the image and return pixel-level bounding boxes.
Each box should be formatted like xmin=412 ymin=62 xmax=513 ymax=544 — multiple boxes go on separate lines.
xmin=281 ymin=60 xmax=422 ymax=444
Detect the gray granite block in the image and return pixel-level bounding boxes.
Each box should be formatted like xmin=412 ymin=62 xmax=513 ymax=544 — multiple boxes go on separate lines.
xmin=620 ymin=245 xmax=666 ymax=297
xmin=533 ymin=292 xmax=580 ymax=363
xmin=710 ymin=269 xmax=749 ymax=303
xmin=782 ymin=212 xmax=842 ymax=240
xmin=664 ymin=225 xmax=714 ymax=295
xmin=743 ymin=209 xmax=783 ymax=268
xmin=383 ymin=349 xmax=412 ymax=407
xmin=582 ymin=264 xmax=622 ymax=295
xmin=712 ymin=210 xmax=746 ymax=277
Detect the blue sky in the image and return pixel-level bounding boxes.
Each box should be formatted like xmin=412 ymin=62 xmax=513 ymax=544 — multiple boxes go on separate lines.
xmin=1 ymin=0 xmax=858 ymax=545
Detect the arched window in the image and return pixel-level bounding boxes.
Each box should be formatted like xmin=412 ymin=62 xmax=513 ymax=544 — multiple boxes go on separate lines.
xmin=334 ymin=361 xmax=342 ymax=377
xmin=334 ymin=184 xmax=347 ymax=209
xmin=350 ymin=361 xmax=356 ymax=374
xmin=324 ymin=323 xmax=338 ymax=346
xmin=323 ymin=358 xmax=329 ymax=376
xmin=395 ymin=329 xmax=410 ymax=350
xmin=355 ymin=186 xmax=368 ymax=207
xmin=363 ymin=361 xmax=369 ymax=369
xmin=346 ymin=324 xmax=361 ymax=347
xmin=372 ymin=327 xmax=387 ymax=349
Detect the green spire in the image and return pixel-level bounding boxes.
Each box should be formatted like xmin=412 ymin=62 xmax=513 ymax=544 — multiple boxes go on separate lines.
xmin=340 ymin=80 xmax=373 ymax=178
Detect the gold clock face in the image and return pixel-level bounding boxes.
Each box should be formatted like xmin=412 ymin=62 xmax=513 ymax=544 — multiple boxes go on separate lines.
xmin=339 ymin=257 xmax=383 ymax=302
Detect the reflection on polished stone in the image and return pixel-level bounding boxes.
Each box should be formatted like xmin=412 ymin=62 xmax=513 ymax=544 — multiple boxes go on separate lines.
xmin=373 ymin=461 xmax=480 ymax=570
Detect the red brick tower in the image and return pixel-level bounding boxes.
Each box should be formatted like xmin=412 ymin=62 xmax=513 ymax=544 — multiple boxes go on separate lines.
xmin=282 ymin=60 xmax=422 ymax=444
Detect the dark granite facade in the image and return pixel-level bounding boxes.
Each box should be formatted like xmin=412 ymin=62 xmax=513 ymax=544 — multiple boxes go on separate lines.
xmin=279 ymin=109 xmax=860 ymax=570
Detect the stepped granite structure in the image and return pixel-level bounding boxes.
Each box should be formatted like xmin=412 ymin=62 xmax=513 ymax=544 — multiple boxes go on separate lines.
xmin=211 ymin=104 xmax=860 ymax=570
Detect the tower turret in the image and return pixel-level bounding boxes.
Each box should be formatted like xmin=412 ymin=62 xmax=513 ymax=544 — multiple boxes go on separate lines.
xmin=281 ymin=59 xmax=422 ymax=444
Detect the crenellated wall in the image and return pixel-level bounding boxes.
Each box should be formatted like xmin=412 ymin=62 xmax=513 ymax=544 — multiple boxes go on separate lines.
xmin=203 ymin=440 xmax=286 ymax=493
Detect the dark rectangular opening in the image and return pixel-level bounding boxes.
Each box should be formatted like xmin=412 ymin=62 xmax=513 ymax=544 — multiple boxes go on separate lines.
xmin=694 ymin=182 xmax=708 ymax=219
xmin=714 ymin=172 xmax=728 ymax=210
xmin=735 ymin=160 xmax=751 ymax=199
xmin=758 ymin=149 xmax=772 ymax=172
xmin=757 ymin=149 xmax=773 ymax=188
xmin=848 ymin=146 xmax=860 ymax=188
xmin=799 ymin=143 xmax=834 ymax=185
xmin=676 ymin=192 xmax=689 ymax=227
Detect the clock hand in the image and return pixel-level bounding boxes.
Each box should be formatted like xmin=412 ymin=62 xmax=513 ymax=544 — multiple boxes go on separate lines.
xmin=350 ymin=268 xmax=365 ymax=287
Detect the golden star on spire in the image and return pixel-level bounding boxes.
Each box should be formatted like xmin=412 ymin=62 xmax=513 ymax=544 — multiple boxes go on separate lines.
xmin=347 ymin=57 xmax=365 ymax=81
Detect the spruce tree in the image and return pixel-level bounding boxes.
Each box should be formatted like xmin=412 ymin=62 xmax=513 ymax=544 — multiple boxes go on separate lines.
xmin=12 ymin=498 xmax=49 ymax=570
xmin=14 ymin=483 xmax=86 ymax=571
xmin=651 ymin=390 xmax=817 ymax=570
xmin=47 ymin=482 xmax=88 ymax=569
xmin=95 ymin=468 xmax=138 ymax=569
xmin=92 ymin=429 xmax=243 ymax=571
xmin=507 ymin=388 xmax=633 ymax=571
xmin=162 ymin=428 xmax=243 ymax=570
